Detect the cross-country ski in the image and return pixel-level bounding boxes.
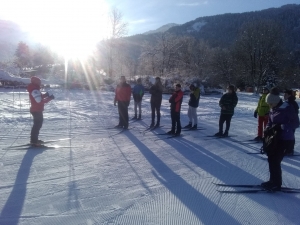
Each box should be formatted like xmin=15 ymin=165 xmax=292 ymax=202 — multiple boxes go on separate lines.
xmin=3 ymin=138 xmax=72 ymax=149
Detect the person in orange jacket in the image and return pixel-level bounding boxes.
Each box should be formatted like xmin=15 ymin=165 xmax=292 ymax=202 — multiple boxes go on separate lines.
xmin=114 ymin=76 xmax=132 ymax=129
xmin=167 ymin=84 xmax=184 ymax=136
xmin=27 ymin=76 xmax=54 ymax=146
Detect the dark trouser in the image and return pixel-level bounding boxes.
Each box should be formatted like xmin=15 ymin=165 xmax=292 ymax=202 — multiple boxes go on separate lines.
xmin=285 ymin=130 xmax=295 ymax=154
xmin=267 ymin=140 xmax=287 ymax=186
xmin=31 ymin=112 xmax=43 ymax=143
xmin=171 ymin=111 xmax=181 ymax=134
xmin=219 ymin=114 xmax=233 ymax=133
xmin=151 ymin=101 xmax=161 ymax=124
xmin=118 ymin=101 xmax=129 ymax=128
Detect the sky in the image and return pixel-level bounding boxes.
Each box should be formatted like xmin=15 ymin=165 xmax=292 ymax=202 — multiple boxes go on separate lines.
xmin=0 ymin=88 xmax=300 ymax=224
xmin=0 ymin=0 xmax=299 ymax=57
xmin=106 ymin=0 xmax=300 ymax=35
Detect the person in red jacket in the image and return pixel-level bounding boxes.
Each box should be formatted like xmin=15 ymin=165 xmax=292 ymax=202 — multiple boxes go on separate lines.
xmin=27 ymin=76 xmax=54 ymax=146
xmin=167 ymin=84 xmax=184 ymax=136
xmin=114 ymin=76 xmax=131 ymax=129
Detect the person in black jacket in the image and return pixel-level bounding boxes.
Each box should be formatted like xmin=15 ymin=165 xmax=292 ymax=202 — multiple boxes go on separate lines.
xmin=184 ymin=84 xmax=200 ymax=129
xmin=149 ymin=77 xmax=163 ymax=127
xmin=283 ymin=89 xmax=299 ymax=155
xmin=214 ymin=85 xmax=238 ymax=137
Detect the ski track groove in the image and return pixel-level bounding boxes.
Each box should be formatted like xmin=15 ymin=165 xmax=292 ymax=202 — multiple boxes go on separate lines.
xmin=1 ymin=91 xmax=300 ymax=224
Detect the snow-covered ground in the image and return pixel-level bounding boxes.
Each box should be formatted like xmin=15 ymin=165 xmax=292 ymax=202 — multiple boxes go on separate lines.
xmin=0 ymin=88 xmax=299 ymax=225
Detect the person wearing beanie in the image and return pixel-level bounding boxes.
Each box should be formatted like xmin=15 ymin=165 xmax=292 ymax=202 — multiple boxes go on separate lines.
xmin=261 ymin=87 xmax=299 ymax=191
xmin=132 ymin=78 xmax=145 ymax=120
xmin=149 ymin=77 xmax=163 ymax=127
xmin=167 ymin=84 xmax=184 ymax=136
xmin=283 ymin=89 xmax=299 ymax=155
xmin=27 ymin=76 xmax=55 ymax=146
xmin=214 ymin=84 xmax=238 ymax=137
xmin=253 ymin=87 xmax=270 ymax=141
xmin=183 ymin=83 xmax=200 ymax=130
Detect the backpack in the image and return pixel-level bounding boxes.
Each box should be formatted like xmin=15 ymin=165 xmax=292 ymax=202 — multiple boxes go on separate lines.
xmin=260 ymin=124 xmax=281 ymax=155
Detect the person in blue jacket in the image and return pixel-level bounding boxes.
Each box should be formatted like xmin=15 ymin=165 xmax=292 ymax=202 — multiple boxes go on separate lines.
xmin=132 ymin=78 xmax=145 ymax=120
xmin=261 ymin=87 xmax=299 ymax=191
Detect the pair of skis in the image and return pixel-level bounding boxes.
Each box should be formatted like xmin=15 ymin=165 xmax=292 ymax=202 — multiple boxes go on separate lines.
xmin=182 ymin=128 xmax=205 ymax=132
xmin=4 ymin=138 xmax=73 ymax=150
xmin=153 ymin=133 xmax=185 ymax=141
xmin=153 ymin=127 xmax=205 ymax=141
xmin=204 ymin=135 xmax=237 ymax=140
xmin=141 ymin=125 xmax=164 ymax=134
xmin=129 ymin=118 xmax=143 ymax=124
xmin=213 ymin=183 xmax=300 ymax=193
xmin=108 ymin=127 xmax=134 ymax=137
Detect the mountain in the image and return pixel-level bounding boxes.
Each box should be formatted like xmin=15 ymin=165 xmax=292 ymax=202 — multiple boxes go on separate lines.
xmin=121 ymin=4 xmax=300 ymax=59
xmin=143 ymin=23 xmax=179 ymax=35
xmin=167 ymin=4 xmax=300 ymax=48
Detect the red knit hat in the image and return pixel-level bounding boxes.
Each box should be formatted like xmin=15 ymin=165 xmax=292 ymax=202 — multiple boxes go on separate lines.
xmin=31 ymin=76 xmax=41 ymax=85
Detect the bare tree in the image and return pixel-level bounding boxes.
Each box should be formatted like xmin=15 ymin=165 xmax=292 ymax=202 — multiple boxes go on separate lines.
xmin=140 ymin=33 xmax=186 ymax=77
xmin=234 ymin=19 xmax=283 ymax=90
xmin=107 ymin=7 xmax=128 ymax=78
xmin=210 ymin=47 xmax=236 ymax=87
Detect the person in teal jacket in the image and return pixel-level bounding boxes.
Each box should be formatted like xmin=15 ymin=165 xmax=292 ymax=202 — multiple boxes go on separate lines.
xmin=254 ymin=87 xmax=270 ymax=141
xmin=214 ymin=85 xmax=238 ymax=137
xmin=132 ymin=78 xmax=145 ymax=120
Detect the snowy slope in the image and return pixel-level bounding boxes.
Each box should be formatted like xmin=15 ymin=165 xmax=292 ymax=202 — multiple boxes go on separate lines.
xmin=0 ymin=89 xmax=299 ymax=225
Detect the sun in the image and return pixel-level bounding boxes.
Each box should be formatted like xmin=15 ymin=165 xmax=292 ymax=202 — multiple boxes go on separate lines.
xmin=2 ymin=0 xmax=111 ymax=60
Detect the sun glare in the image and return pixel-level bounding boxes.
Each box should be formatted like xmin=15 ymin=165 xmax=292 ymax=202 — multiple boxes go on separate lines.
xmin=2 ymin=0 xmax=110 ymax=59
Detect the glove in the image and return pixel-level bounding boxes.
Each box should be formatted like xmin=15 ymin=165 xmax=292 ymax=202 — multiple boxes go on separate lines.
xmin=45 ymin=92 xmax=50 ymax=97
xmin=263 ymin=127 xmax=271 ymax=136
xmin=49 ymin=95 xmax=55 ymax=100
xmin=254 ymin=111 xmax=258 ymax=118
xmin=273 ymin=124 xmax=282 ymax=132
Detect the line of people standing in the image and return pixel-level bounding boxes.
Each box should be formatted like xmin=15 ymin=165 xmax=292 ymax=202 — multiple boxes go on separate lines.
xmin=113 ymin=76 xmax=185 ymax=135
